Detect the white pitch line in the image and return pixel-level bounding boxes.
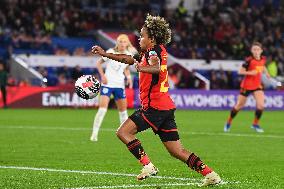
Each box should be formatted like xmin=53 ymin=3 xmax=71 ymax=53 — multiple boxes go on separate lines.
xmin=65 ymin=181 xmax=230 ymax=189
xmin=65 ymin=183 xmax=200 ymax=189
xmin=184 ymin=131 xmax=284 ymax=139
xmin=0 ymin=166 xmax=238 ymax=188
xmin=0 ymin=125 xmax=91 ymax=131
xmin=0 ymin=125 xmax=284 ymax=139
xmin=0 ymin=165 xmax=198 ymax=181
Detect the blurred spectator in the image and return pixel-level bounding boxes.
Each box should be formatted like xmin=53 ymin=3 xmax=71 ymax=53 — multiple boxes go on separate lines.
xmin=19 ymin=79 xmax=31 ymax=87
xmin=176 ymin=69 xmax=186 ymax=88
xmin=0 ymin=0 xmax=283 ymax=90
xmin=226 ymin=71 xmax=235 ymax=89
xmin=71 ymin=65 xmax=83 ymax=81
xmin=186 ymin=71 xmax=198 ymax=89
xmin=57 ymin=73 xmax=68 ymax=86
xmin=37 ymin=66 xmax=47 ymax=76
xmin=219 ymin=70 xmax=229 ymax=89
xmin=7 ymin=76 xmax=17 ymax=86
xmin=203 ymin=44 xmax=213 ymax=64
xmin=175 ymin=0 xmax=188 ymax=19
xmin=1 ymin=0 xmax=283 ymax=66
xmin=54 ymin=47 xmax=70 ymax=56
xmin=267 ymin=56 xmax=278 ymax=78
xmin=167 ymin=0 xmax=284 ymax=65
xmin=168 ymin=67 xmax=180 ymax=87
xmin=73 ymin=47 xmax=86 ymax=56
xmin=0 ymin=62 xmax=7 ymax=108
xmin=210 ymin=70 xmax=229 ymax=89
xmin=232 ymin=37 xmax=245 ymax=59
xmin=210 ymin=71 xmax=219 ymax=89
xmin=57 ymin=65 xmax=71 ymax=81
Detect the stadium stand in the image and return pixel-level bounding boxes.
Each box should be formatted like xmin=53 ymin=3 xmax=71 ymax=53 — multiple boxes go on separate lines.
xmin=0 ymin=0 xmax=283 ymax=88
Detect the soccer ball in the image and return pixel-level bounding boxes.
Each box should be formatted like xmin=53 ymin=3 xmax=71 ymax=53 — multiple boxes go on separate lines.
xmin=75 ymin=75 xmax=101 ymax=99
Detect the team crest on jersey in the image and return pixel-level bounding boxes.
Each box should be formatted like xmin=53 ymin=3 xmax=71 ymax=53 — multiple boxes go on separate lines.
xmin=256 ymin=66 xmax=264 ymax=73
xmin=102 ymin=87 xmax=109 ymax=94
xmin=148 ymin=51 xmax=158 ymax=57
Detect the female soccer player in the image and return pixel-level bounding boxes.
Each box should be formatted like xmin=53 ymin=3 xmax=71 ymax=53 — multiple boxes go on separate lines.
xmin=90 ymin=34 xmax=136 ymax=141
xmin=224 ymin=42 xmax=270 ymax=133
xmin=92 ymin=14 xmax=221 ymax=186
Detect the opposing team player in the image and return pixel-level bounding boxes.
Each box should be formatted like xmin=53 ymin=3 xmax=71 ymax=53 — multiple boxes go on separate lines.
xmin=90 ymin=34 xmax=136 ymax=141
xmin=224 ymin=42 xmax=270 ymax=133
xmin=92 ymin=14 xmax=221 ymax=186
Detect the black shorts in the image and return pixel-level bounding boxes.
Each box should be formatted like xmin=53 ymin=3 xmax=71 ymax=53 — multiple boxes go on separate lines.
xmin=129 ymin=108 xmax=180 ymax=142
xmin=240 ymin=88 xmax=263 ymax=97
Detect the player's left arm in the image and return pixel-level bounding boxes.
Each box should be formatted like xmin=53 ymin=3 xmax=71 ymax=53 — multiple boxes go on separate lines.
xmin=124 ymin=66 xmax=133 ymax=88
xmin=135 ymin=56 xmax=160 ymax=74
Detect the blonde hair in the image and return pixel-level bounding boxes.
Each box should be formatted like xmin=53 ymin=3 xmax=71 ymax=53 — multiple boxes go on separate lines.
xmin=114 ymin=34 xmax=137 ymax=54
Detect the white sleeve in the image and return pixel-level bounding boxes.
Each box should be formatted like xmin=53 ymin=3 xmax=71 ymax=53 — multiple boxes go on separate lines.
xmin=125 ymin=50 xmax=135 ymax=57
xmin=102 ymin=49 xmax=114 ymax=61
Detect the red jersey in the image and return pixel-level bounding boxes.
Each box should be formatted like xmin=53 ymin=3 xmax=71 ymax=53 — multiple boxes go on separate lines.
xmin=240 ymin=56 xmax=266 ymax=90
xmin=139 ymin=45 xmax=176 ymax=110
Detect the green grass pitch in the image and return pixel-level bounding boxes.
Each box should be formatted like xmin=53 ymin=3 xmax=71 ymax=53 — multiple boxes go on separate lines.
xmin=0 ymin=109 xmax=283 ymax=189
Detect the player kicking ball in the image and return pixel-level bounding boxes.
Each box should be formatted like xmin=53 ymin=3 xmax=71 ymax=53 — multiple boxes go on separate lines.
xmin=224 ymin=42 xmax=270 ymax=133
xmin=92 ymin=14 xmax=221 ymax=186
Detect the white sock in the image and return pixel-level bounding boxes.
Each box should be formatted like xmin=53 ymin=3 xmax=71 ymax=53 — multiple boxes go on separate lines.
xmin=119 ymin=110 xmax=128 ymax=124
xmin=91 ymin=108 xmax=107 ymax=140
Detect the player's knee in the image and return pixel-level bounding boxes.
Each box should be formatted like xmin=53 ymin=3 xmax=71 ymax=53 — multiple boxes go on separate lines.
xmin=115 ymin=131 xmax=124 ymax=141
xmin=117 ymin=106 xmax=127 ymax=112
xmin=168 ymin=148 xmax=185 ymax=159
xmin=116 ymin=126 xmax=132 ymax=140
xmin=168 ymin=149 xmax=179 ymax=158
xmin=257 ymin=106 xmax=264 ymax=110
xmin=116 ymin=128 xmax=124 ymax=140
xmin=256 ymin=105 xmax=264 ymax=110
xmin=235 ymin=104 xmax=243 ymax=110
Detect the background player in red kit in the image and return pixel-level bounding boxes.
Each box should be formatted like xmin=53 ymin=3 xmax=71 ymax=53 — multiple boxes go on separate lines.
xmin=224 ymin=42 xmax=270 ymax=133
xmin=92 ymin=14 xmax=221 ymax=186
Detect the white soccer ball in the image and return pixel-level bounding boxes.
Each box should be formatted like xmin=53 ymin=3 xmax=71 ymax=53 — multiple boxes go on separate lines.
xmin=75 ymin=75 xmax=101 ymax=99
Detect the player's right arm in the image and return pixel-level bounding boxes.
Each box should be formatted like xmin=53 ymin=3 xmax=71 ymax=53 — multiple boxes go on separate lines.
xmin=238 ymin=67 xmax=258 ymax=76
xmin=92 ymin=45 xmax=135 ymax=65
xmin=135 ymin=55 xmax=160 ymax=74
xmin=96 ymin=58 xmax=107 ymax=84
xmin=238 ymin=58 xmax=257 ymax=76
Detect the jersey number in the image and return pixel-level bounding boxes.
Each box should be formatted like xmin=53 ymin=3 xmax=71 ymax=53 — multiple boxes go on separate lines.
xmin=160 ymin=65 xmax=169 ymax=92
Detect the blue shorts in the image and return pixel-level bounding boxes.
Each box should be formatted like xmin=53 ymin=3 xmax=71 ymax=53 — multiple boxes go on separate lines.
xmin=100 ymin=86 xmax=126 ymax=100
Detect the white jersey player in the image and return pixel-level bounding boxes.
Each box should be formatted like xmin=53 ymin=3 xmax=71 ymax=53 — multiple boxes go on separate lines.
xmin=90 ymin=34 xmax=137 ymax=141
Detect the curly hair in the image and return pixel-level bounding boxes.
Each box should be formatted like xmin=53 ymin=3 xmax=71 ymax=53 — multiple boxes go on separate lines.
xmin=143 ymin=14 xmax=171 ymax=45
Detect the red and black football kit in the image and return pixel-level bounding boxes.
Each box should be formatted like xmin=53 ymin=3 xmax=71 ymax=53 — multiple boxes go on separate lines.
xmin=240 ymin=56 xmax=266 ymax=96
xmin=126 ymin=45 xmax=215 ymax=178
xmin=129 ymin=45 xmax=179 ymax=142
